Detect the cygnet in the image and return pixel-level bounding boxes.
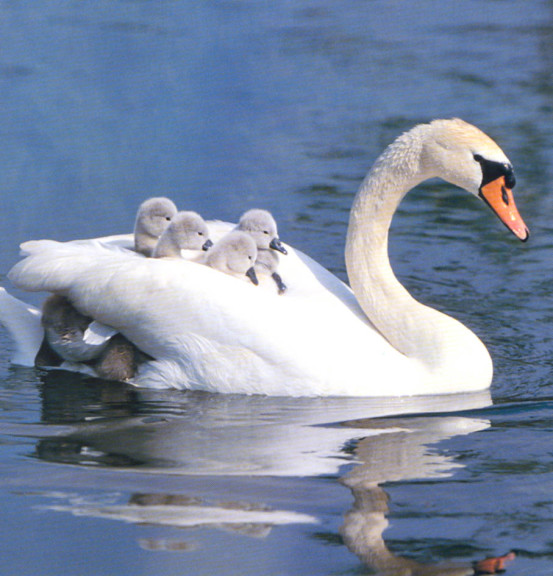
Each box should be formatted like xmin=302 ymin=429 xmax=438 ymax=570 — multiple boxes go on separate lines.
xmin=153 ymin=211 xmax=212 ymax=258
xmin=206 ymin=231 xmax=259 ymax=285
xmin=134 ymin=197 xmax=178 ymax=256
xmin=93 ymin=333 xmax=148 ymax=382
xmin=236 ymin=209 xmax=287 ymax=293
xmin=36 ymin=294 xmax=144 ymax=382
xmin=39 ymin=294 xmax=108 ymax=363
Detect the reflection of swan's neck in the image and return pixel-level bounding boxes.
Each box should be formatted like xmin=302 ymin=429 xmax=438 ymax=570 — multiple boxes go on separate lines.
xmin=345 ymin=125 xmax=492 ymax=389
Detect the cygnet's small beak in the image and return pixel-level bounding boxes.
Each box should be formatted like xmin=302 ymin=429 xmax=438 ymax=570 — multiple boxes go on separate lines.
xmin=479 ymin=176 xmax=529 ymax=242
xmin=269 ymin=237 xmax=288 ymax=255
xmin=245 ymin=267 xmax=259 ymax=285
xmin=202 ymin=239 xmax=213 ymax=251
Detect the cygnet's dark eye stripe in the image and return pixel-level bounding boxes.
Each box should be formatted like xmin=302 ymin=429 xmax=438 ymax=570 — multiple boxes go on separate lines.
xmin=473 ymin=154 xmax=516 ymax=189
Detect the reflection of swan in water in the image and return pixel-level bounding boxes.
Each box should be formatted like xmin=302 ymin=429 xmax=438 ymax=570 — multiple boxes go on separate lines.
xmin=35 ymin=386 xmax=492 ymax=476
xmin=43 ymin=490 xmax=317 ymax=541
xmin=340 ymin=417 xmax=490 ymax=575
xmin=27 ymin=381 xmax=510 ymax=573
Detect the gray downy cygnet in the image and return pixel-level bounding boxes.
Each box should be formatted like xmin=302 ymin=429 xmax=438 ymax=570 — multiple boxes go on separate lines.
xmin=153 ymin=211 xmax=212 ymax=258
xmin=134 ymin=197 xmax=178 ymax=257
xmin=206 ymin=231 xmax=259 ymax=285
xmin=236 ymin=209 xmax=287 ymax=294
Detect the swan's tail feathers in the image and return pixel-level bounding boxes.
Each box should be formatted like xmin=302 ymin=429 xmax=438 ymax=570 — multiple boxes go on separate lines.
xmin=9 ymin=239 xmax=141 ymax=295
xmin=10 ymin=241 xmax=77 ymax=293
xmin=0 ymin=287 xmax=44 ymax=366
xmin=19 ymin=240 xmax=57 ymax=256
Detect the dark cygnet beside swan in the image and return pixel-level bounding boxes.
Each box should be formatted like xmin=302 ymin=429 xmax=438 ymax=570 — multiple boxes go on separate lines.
xmin=153 ymin=211 xmax=212 ymax=258
xmin=39 ymin=294 xmax=106 ymax=363
xmin=36 ymin=294 xmax=144 ymax=382
xmin=206 ymin=231 xmax=259 ymax=285
xmin=93 ymin=333 xmax=147 ymax=382
xmin=134 ymin=197 xmax=178 ymax=257
xmin=236 ymin=209 xmax=287 ymax=294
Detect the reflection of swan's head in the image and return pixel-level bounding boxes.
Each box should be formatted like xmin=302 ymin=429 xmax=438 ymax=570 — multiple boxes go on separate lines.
xmin=421 ymin=118 xmax=528 ymax=241
xmin=134 ymin=197 xmax=178 ymax=256
xmin=207 ymin=231 xmax=259 ymax=285
xmin=236 ymin=209 xmax=287 ymax=254
xmin=153 ymin=211 xmax=211 ymax=258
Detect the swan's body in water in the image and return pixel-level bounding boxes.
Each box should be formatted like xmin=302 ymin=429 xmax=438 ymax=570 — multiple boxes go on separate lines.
xmin=236 ymin=209 xmax=288 ymax=294
xmin=4 ymin=119 xmax=528 ymax=396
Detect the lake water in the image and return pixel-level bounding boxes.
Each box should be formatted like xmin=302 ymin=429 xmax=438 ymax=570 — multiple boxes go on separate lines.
xmin=1 ymin=1 xmax=553 ymax=574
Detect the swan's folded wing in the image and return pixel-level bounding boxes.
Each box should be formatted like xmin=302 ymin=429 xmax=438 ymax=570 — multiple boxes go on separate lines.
xmin=8 ymin=236 xmax=406 ymax=395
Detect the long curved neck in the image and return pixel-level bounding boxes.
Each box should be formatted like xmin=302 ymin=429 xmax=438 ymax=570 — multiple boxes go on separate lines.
xmin=345 ymin=126 xmax=492 ymax=388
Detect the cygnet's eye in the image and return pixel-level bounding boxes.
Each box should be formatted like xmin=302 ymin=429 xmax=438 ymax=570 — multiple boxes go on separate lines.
xmin=198 ymin=231 xmax=204 ymax=236
xmin=263 ymin=230 xmax=269 ymax=235
xmin=165 ymin=216 xmax=171 ymax=221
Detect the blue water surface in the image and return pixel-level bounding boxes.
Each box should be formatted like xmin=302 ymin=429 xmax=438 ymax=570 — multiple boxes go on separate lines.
xmin=1 ymin=1 xmax=553 ymax=574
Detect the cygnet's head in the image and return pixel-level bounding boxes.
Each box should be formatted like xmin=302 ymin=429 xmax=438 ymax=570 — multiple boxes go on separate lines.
xmin=236 ymin=209 xmax=287 ymax=254
xmin=153 ymin=211 xmax=212 ymax=258
xmin=134 ymin=197 xmax=178 ymax=256
xmin=41 ymin=294 xmax=91 ymax=335
xmin=207 ymin=231 xmax=259 ymax=285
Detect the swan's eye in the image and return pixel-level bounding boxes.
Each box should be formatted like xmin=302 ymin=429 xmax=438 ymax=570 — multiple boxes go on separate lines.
xmin=198 ymin=231 xmax=203 ymax=236
xmin=165 ymin=216 xmax=171 ymax=221
xmin=263 ymin=230 xmax=269 ymax=235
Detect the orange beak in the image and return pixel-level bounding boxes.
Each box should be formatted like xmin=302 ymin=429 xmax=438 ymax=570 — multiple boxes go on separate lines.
xmin=479 ymin=176 xmax=529 ymax=241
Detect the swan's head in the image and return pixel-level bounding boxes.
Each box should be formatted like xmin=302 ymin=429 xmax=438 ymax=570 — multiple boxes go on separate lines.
xmin=237 ymin=209 xmax=288 ymax=254
xmin=134 ymin=197 xmax=178 ymax=239
xmin=422 ymin=119 xmax=529 ymax=241
xmin=207 ymin=231 xmax=259 ymax=285
xmin=163 ymin=211 xmax=212 ymax=252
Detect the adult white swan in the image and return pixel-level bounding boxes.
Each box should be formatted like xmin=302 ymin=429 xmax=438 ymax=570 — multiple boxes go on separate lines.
xmin=6 ymin=119 xmax=528 ymax=396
